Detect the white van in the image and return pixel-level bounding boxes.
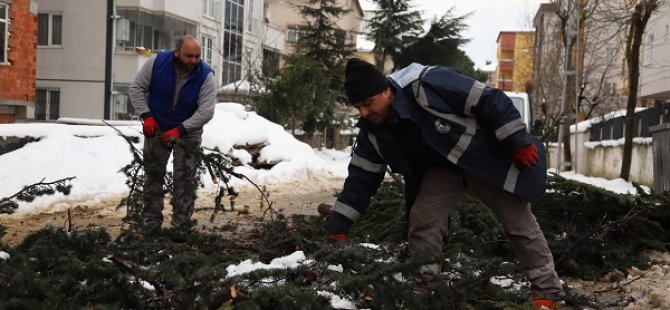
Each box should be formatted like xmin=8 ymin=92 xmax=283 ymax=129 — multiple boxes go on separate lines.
xmin=504 ymin=91 xmax=531 ymax=131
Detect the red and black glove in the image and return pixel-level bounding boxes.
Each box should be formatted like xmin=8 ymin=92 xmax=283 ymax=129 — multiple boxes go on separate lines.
xmin=142 ymin=115 xmax=159 ymax=137
xmin=513 ymin=143 xmax=539 ymax=169
xmin=161 ymin=127 xmax=181 ymax=144
xmin=330 ymin=233 xmax=348 ymax=242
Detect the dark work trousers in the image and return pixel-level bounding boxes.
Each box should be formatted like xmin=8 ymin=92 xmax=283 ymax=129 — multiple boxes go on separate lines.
xmin=408 ymin=166 xmax=563 ymax=299
xmin=142 ymin=130 xmax=202 ymax=230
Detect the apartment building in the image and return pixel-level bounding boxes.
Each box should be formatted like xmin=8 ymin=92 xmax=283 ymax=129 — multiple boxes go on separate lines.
xmin=5 ymin=0 xmax=361 ymax=122
xmin=32 ymin=0 xmax=265 ymax=121
xmin=263 ymin=0 xmax=363 ymax=65
xmin=640 ymin=8 xmax=670 ymax=103
xmin=0 ymin=0 xmax=37 ymax=123
xmin=495 ymin=30 xmax=534 ymax=93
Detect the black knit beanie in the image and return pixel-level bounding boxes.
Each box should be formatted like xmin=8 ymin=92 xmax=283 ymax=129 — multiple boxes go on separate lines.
xmin=344 ymin=58 xmax=389 ymax=104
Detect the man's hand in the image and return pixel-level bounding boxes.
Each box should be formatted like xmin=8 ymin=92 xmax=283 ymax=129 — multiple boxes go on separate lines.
xmin=513 ymin=143 xmax=539 ymax=169
xmin=142 ymin=115 xmax=159 ymax=137
xmin=330 ymin=233 xmax=348 ymax=242
xmin=161 ymin=127 xmax=181 ymax=144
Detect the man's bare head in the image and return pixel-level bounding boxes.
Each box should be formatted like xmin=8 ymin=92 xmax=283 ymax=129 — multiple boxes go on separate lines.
xmin=174 ymin=35 xmax=201 ymax=73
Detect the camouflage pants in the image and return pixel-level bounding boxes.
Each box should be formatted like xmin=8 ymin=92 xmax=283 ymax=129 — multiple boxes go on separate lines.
xmin=142 ymin=130 xmax=202 ymax=230
xmin=408 ymin=166 xmax=564 ymax=299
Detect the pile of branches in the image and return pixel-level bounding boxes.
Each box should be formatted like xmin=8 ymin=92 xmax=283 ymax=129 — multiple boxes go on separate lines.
xmin=3 ymin=175 xmax=667 ymax=308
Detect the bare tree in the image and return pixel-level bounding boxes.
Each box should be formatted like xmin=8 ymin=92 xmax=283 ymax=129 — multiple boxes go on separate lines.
xmin=620 ymin=0 xmax=661 ymax=180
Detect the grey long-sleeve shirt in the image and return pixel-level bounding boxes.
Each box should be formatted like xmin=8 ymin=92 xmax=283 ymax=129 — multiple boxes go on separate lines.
xmin=129 ymin=54 xmax=218 ymax=133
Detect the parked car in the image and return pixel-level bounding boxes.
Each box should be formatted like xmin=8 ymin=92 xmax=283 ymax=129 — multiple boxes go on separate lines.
xmin=505 ymin=91 xmax=531 ymax=131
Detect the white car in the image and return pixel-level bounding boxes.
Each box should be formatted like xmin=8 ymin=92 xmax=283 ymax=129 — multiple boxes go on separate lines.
xmin=504 ymin=91 xmax=531 ymax=131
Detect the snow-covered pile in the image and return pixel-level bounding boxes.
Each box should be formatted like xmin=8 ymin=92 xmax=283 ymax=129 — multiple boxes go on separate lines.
xmin=0 ymin=102 xmax=349 ymax=213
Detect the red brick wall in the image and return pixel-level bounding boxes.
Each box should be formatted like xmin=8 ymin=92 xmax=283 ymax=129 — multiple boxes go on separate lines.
xmin=0 ymin=0 xmax=36 ymax=103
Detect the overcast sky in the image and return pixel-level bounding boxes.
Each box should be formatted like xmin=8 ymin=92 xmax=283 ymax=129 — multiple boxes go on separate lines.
xmin=359 ymin=0 xmax=546 ymax=69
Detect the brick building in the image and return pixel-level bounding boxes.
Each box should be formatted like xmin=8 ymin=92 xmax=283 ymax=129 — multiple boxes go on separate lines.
xmin=0 ymin=0 xmax=37 ymax=123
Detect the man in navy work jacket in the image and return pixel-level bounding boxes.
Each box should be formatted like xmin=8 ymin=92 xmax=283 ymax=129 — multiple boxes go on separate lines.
xmin=129 ymin=35 xmax=217 ymax=240
xmin=326 ymin=58 xmax=563 ymax=309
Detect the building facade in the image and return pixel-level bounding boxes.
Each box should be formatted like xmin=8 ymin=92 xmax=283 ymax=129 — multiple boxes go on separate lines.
xmin=640 ymin=7 xmax=670 ymax=102
xmin=7 ymin=0 xmax=360 ymax=122
xmin=0 ymin=0 xmax=37 ymax=123
xmin=495 ymin=30 xmax=534 ymax=93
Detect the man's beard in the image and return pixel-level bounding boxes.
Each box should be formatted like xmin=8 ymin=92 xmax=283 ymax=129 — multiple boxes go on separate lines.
xmin=174 ymin=57 xmax=196 ymax=72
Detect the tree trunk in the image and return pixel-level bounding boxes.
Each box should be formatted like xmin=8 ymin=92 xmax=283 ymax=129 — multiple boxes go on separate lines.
xmin=621 ymin=0 xmax=658 ymax=181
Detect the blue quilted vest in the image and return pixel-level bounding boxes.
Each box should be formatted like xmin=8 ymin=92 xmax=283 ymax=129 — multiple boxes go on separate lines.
xmin=148 ymin=50 xmax=212 ymax=130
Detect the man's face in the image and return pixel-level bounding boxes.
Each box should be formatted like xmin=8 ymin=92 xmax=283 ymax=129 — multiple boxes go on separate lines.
xmin=352 ymin=87 xmax=394 ymax=125
xmin=174 ymin=39 xmax=201 ymax=72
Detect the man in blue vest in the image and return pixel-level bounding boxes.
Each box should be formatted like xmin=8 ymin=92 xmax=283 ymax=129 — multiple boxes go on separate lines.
xmin=326 ymin=58 xmax=563 ymax=309
xmin=129 ymin=35 xmax=217 ymax=240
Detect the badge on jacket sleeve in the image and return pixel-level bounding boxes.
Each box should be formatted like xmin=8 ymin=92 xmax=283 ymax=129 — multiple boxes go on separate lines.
xmin=434 ymin=119 xmax=451 ymax=133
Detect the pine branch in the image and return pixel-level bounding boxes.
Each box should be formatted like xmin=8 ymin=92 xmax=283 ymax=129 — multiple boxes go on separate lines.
xmin=556 ymin=201 xmax=667 ymax=265
xmin=106 ymin=254 xmax=179 ymax=307
xmin=0 ymin=176 xmax=76 ymax=214
xmin=104 ymin=121 xmax=277 ymax=229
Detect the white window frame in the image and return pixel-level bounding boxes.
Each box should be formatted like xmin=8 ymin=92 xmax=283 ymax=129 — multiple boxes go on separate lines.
xmin=202 ymin=0 xmax=221 ymax=19
xmin=0 ymin=3 xmax=8 ymax=64
xmin=201 ymin=35 xmax=214 ymax=66
xmin=37 ymin=12 xmax=63 ymax=47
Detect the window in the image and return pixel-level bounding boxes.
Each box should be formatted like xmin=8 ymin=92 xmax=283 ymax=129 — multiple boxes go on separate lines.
xmin=111 ymin=85 xmax=136 ymax=120
xmin=37 ymin=13 xmax=63 ymax=47
xmin=203 ymin=0 xmax=221 ymax=19
xmin=643 ymin=33 xmax=654 ymax=66
xmin=201 ymin=35 xmax=214 ymax=66
xmin=116 ymin=9 xmax=197 ymax=52
xmin=287 ymin=25 xmax=303 ymax=44
xmin=262 ymin=48 xmax=279 ymax=78
xmin=35 ymin=88 xmax=60 ymax=120
xmin=0 ymin=3 xmax=8 ymax=64
xmin=222 ymin=0 xmax=245 ymax=86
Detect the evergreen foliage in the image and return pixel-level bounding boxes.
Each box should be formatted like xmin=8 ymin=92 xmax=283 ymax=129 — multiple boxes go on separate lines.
xmin=108 ymin=124 xmax=272 ymax=230
xmin=252 ymin=55 xmax=333 ymax=134
xmin=0 ymin=177 xmax=75 ymax=237
xmin=253 ymin=0 xmax=354 ymax=135
xmin=1 ymin=174 xmax=669 ymax=308
xmin=366 ymin=0 xmax=424 ymax=70
xmin=0 ymin=177 xmax=75 ymax=215
xmin=394 ymin=11 xmax=487 ymax=81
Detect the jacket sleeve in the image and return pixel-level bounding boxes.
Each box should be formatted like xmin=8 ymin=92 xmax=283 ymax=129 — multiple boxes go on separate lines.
xmin=421 ymin=67 xmax=535 ymax=152
xmin=181 ymin=72 xmax=218 ymax=132
xmin=128 ymin=55 xmax=156 ymax=118
xmin=326 ymin=129 xmax=387 ymax=234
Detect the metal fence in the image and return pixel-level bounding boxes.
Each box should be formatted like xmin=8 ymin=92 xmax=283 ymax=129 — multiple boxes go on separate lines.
xmin=589 ymin=103 xmax=670 ymax=141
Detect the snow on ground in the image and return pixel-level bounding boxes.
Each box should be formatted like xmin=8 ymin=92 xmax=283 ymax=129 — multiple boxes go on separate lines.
xmin=551 ymin=170 xmax=650 ymax=195
xmin=0 ymin=102 xmax=349 ymax=213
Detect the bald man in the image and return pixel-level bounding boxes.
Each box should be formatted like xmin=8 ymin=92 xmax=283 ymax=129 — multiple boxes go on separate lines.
xmin=129 ymin=35 xmax=217 ymax=241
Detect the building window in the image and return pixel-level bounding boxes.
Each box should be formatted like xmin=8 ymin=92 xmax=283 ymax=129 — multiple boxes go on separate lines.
xmin=37 ymin=13 xmax=63 ymax=47
xmin=222 ymin=0 xmax=245 ymax=86
xmin=643 ymin=33 xmax=654 ymax=66
xmin=287 ymin=25 xmax=304 ymax=44
xmin=203 ymin=0 xmax=221 ymax=19
xmin=116 ymin=9 xmax=197 ymax=52
xmin=0 ymin=3 xmax=8 ymax=64
xmin=111 ymin=85 xmax=136 ymax=120
xmin=201 ymin=35 xmax=214 ymax=66
xmin=35 ymin=88 xmax=60 ymax=120
xmin=262 ymin=48 xmax=279 ymax=78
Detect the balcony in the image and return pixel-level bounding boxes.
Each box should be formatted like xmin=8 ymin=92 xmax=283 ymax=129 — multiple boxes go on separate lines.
xmin=497 ymin=80 xmax=514 ymax=91
xmin=498 ymin=59 xmax=514 ymax=71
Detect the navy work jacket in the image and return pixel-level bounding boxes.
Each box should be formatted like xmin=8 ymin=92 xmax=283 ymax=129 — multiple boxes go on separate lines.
xmin=327 ymin=63 xmax=547 ymax=234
